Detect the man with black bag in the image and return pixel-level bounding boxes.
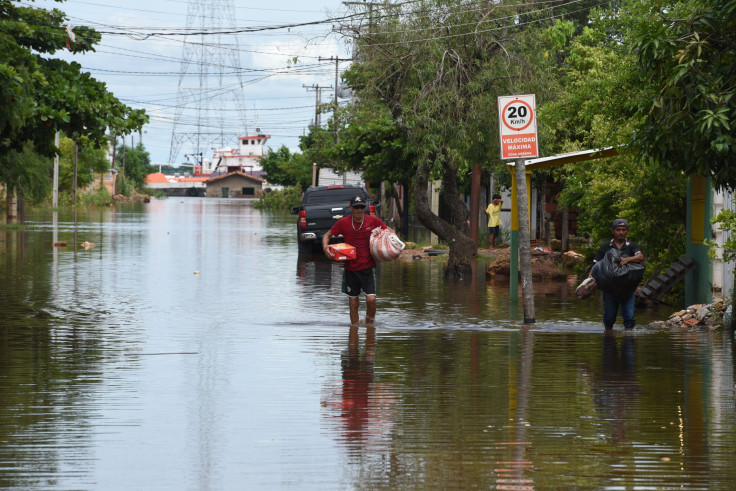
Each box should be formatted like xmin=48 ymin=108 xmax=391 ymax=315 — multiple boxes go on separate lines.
xmin=590 ymin=219 xmax=645 ymax=330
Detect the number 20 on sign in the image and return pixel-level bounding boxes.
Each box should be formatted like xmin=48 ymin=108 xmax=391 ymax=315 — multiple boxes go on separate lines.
xmin=498 ymin=94 xmax=538 ymax=160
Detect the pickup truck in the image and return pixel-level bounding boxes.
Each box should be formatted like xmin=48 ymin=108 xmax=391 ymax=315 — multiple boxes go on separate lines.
xmin=290 ymin=184 xmax=379 ymax=253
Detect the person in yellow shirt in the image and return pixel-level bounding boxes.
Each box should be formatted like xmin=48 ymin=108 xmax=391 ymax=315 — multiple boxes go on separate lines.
xmin=484 ymin=194 xmax=503 ymax=248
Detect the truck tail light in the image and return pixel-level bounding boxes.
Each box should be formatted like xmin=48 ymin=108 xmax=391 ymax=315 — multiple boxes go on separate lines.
xmin=369 ymin=205 xmax=376 ymax=215
xmin=299 ymin=210 xmax=307 ymax=229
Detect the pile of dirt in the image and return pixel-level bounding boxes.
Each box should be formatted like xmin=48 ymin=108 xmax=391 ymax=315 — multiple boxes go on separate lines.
xmin=485 ymin=250 xmax=569 ymax=280
xmin=397 ymin=246 xmax=575 ymax=280
xmin=113 ymin=192 xmax=150 ymax=203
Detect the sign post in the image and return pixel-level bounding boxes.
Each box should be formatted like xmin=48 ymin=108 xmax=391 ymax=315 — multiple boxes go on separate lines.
xmin=499 ymin=95 xmax=537 ymax=323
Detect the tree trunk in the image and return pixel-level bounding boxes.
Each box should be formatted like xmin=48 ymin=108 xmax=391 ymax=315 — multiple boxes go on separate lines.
xmin=469 ymin=162 xmax=481 ymax=246
xmin=18 ymin=190 xmax=25 ymax=223
xmin=414 ymin=160 xmax=475 ymax=279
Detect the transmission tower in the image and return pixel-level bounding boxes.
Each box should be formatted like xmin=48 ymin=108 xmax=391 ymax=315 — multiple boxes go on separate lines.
xmin=168 ymin=0 xmax=248 ymax=165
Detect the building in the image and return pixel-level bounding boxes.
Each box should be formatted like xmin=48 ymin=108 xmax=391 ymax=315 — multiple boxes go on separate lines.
xmin=205 ymin=171 xmax=265 ymax=198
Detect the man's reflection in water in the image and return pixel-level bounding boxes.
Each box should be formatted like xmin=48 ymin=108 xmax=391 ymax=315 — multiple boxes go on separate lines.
xmin=592 ymin=332 xmax=639 ymax=444
xmin=339 ymin=325 xmax=376 ymax=446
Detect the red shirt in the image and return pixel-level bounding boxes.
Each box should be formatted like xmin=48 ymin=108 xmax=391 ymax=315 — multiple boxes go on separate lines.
xmin=330 ymin=215 xmax=387 ymax=271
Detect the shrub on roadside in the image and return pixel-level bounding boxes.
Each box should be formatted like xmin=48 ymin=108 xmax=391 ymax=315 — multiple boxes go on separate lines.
xmin=80 ymin=187 xmax=114 ymax=206
xmin=255 ymin=186 xmax=302 ymax=210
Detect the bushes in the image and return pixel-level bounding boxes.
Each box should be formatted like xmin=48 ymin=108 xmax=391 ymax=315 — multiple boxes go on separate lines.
xmin=255 ymin=186 xmax=302 ymax=210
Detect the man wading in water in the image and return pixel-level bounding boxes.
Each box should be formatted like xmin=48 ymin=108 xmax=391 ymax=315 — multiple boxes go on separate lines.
xmin=323 ymin=196 xmax=390 ymax=326
xmin=592 ymin=218 xmax=645 ymax=330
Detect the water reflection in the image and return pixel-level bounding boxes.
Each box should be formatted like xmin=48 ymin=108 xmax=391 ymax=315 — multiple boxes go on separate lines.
xmin=592 ymin=332 xmax=638 ymax=444
xmin=495 ymin=326 xmax=535 ymax=490
xmin=1 ymin=202 xmax=735 ymax=489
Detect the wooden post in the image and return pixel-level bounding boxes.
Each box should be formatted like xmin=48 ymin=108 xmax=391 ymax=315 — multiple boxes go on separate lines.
xmin=514 ymin=159 xmax=535 ymax=323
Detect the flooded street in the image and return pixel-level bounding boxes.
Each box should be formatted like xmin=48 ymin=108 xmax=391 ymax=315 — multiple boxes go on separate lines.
xmin=1 ymin=198 xmax=735 ymax=489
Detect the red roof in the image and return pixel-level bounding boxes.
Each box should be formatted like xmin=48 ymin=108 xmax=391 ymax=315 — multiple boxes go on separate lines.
xmin=206 ymin=171 xmax=266 ymax=184
xmin=145 ymin=172 xmax=169 ymax=184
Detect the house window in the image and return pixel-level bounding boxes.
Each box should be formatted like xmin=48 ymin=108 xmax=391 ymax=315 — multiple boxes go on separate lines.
xmin=242 ymin=187 xmax=255 ymax=196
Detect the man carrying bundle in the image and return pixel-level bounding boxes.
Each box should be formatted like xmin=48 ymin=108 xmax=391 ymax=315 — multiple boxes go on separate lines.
xmin=591 ymin=219 xmax=645 ymax=330
xmin=323 ymin=195 xmax=391 ymax=326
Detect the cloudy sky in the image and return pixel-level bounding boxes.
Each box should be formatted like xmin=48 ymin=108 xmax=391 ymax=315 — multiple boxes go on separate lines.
xmin=32 ymin=0 xmax=358 ymax=166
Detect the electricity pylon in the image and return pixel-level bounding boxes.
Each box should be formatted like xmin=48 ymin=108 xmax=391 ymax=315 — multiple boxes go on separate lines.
xmin=168 ymin=0 xmax=248 ymax=165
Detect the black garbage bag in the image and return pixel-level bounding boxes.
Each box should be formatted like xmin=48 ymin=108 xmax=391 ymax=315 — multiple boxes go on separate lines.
xmin=591 ymin=248 xmax=645 ymax=300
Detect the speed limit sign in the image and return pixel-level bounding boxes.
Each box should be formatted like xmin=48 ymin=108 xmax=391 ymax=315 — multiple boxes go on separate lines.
xmin=498 ymin=94 xmax=538 ymax=159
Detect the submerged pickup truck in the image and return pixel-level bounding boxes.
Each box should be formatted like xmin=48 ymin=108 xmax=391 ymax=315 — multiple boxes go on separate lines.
xmin=290 ymin=184 xmax=380 ymax=253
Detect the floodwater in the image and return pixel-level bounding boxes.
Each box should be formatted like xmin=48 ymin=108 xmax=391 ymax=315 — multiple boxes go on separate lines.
xmin=1 ymin=198 xmax=735 ymax=490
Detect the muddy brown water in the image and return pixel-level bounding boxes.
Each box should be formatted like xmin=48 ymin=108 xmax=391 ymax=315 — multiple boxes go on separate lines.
xmin=1 ymin=198 xmax=734 ymax=489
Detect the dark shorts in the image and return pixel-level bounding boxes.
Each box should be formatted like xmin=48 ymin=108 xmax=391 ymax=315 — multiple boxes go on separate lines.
xmin=342 ymin=268 xmax=376 ymax=297
xmin=488 ymin=226 xmax=500 ymax=236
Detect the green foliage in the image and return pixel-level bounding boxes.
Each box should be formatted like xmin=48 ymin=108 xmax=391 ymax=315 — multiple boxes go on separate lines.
xmin=254 ymin=185 xmax=302 ymax=210
xmin=0 ymin=0 xmax=148 ymax=197
xmin=327 ymin=101 xmax=416 ymax=185
xmin=709 ymin=208 xmax=736 ymax=263
xmin=57 ymin=136 xmax=110 ymax=197
xmin=298 ymin=126 xmax=336 ymax=178
xmin=0 ymin=141 xmax=51 ymax=203
xmin=258 ymin=145 xmax=312 ymax=190
xmin=536 ymin=13 xmax=687 ymax=282
xmin=114 ymin=142 xmax=153 ymax=190
xmin=627 ymin=0 xmax=736 ymax=189
xmin=77 ymin=186 xmax=113 ymax=206
xmin=540 ymin=25 xmax=640 ymax=154
xmin=116 ymin=176 xmax=135 ymax=197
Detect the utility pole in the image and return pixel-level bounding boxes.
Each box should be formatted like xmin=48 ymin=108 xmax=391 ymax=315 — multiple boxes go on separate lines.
xmin=319 ymin=56 xmax=352 ymax=183
xmin=303 ymin=84 xmax=331 ymax=128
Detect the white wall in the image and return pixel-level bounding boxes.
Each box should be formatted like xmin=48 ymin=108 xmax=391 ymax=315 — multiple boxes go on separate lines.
xmin=712 ymin=189 xmax=735 ymax=298
xmin=317 ymin=168 xmax=364 ymax=186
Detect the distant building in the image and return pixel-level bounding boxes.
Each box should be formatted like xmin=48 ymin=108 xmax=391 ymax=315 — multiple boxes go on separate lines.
xmin=146 ymin=131 xmax=273 ymax=196
xmin=205 ymin=171 xmax=266 ymax=198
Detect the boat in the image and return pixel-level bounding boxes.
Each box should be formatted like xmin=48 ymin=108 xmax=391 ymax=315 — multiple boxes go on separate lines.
xmin=146 ymin=132 xmax=271 ymax=197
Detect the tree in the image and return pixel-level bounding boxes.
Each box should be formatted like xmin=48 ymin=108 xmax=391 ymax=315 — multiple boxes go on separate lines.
xmin=258 ymin=145 xmax=312 ymax=190
xmin=327 ymin=101 xmax=416 ymax=186
xmin=628 ymin=0 xmax=736 ymax=189
xmin=115 ymin=142 xmax=152 ymax=191
xmin=57 ymin=136 xmax=110 ymax=199
xmin=340 ymin=0 xmax=554 ymax=277
xmin=542 ymin=18 xmax=688 ymax=278
xmin=0 ymin=0 xmax=147 ymax=196
xmin=0 ymin=142 xmax=51 ymax=205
